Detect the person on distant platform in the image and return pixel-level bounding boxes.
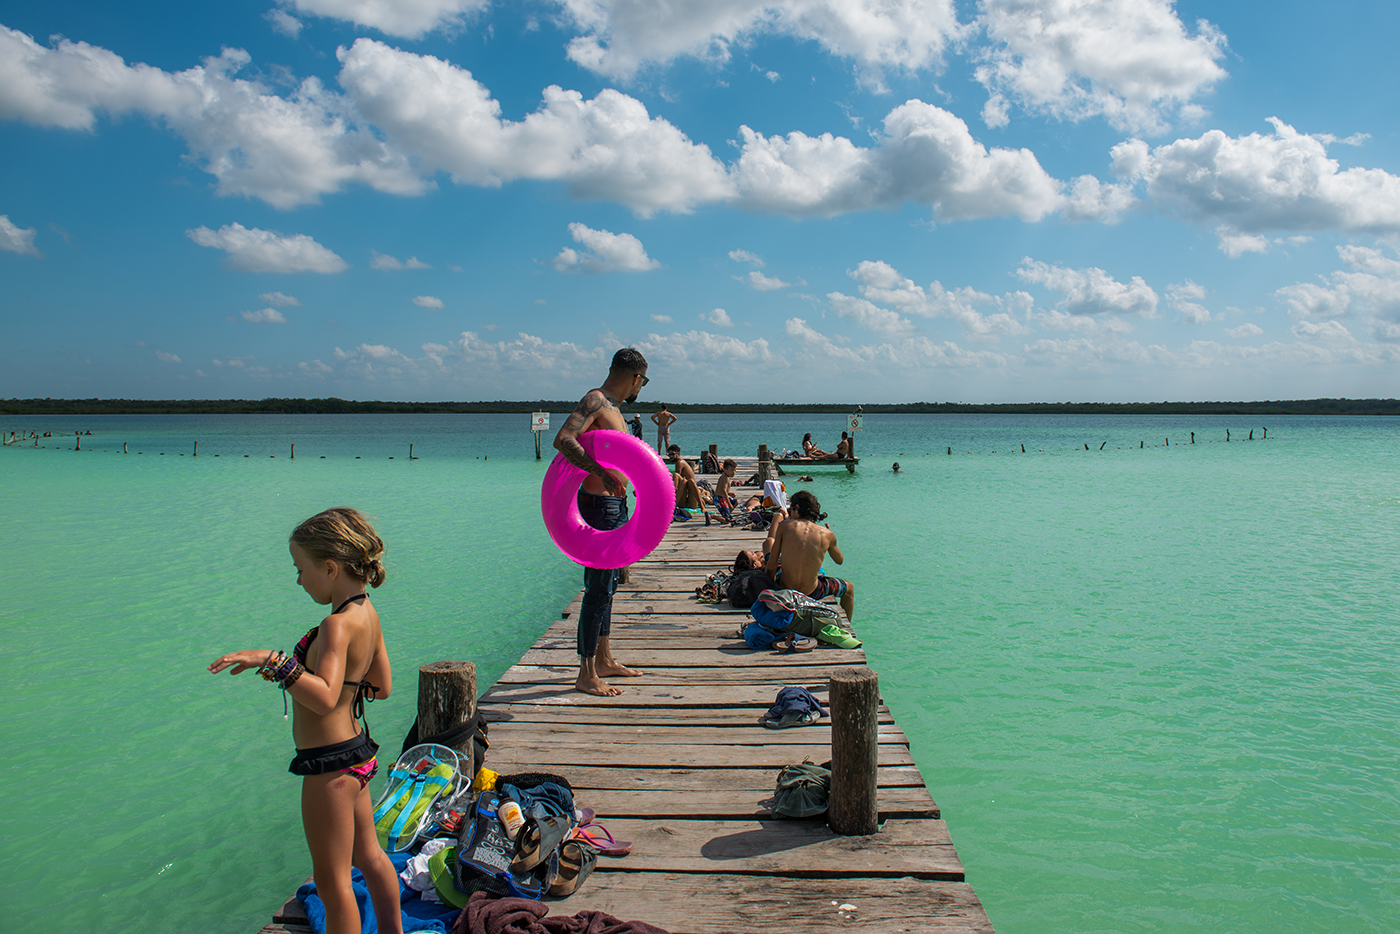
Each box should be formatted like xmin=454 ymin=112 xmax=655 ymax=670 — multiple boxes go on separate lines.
xmin=801 ymin=433 xmax=837 ymax=460
xmin=766 ymin=490 xmax=855 ymax=622
xmin=834 ymin=431 xmax=851 ymax=459
xmin=553 ymin=347 xmax=651 ymax=697
xmin=651 ymin=404 xmax=677 ymax=453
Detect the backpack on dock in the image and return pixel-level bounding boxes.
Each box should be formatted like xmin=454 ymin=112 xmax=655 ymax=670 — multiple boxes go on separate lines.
xmin=452 ymin=789 xmax=556 ymax=900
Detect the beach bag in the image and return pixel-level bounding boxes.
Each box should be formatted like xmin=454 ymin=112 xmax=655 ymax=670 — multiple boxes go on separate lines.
xmin=772 ymin=759 xmax=831 ymax=818
xmin=399 ymin=711 xmax=490 ymax=783
xmin=727 ymin=569 xmax=776 ymax=608
xmin=700 ymin=451 xmax=721 ymax=474
xmin=453 ymin=789 xmax=555 ymax=900
xmin=373 ymin=744 xmax=462 ymax=852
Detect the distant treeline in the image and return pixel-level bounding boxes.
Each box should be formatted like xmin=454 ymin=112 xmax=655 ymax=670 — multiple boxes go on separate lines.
xmin=4 ymin=397 xmax=1400 ymax=416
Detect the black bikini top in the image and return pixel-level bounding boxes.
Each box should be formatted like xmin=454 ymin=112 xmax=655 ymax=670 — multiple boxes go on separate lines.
xmin=293 ymin=593 xmax=378 ymax=721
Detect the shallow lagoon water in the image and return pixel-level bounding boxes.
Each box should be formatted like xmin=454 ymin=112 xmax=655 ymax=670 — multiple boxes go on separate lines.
xmin=2 ymin=412 xmax=1397 ymax=933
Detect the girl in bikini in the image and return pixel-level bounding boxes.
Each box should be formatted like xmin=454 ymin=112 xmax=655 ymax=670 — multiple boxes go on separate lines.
xmin=209 ymin=508 xmax=402 ymax=934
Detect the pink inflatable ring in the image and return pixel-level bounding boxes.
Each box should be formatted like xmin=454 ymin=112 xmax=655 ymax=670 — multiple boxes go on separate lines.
xmin=541 ymin=430 xmax=676 ymax=568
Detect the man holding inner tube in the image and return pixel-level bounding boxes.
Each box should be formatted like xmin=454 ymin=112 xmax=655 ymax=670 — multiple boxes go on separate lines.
xmin=553 ymin=347 xmax=650 ymax=696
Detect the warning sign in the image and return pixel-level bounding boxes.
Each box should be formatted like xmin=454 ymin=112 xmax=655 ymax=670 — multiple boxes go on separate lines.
xmin=531 ymin=412 xmax=549 ymax=432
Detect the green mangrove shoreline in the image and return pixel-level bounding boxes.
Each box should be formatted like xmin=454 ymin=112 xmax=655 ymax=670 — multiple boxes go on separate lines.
xmin=2 ymin=397 xmax=1399 ymax=416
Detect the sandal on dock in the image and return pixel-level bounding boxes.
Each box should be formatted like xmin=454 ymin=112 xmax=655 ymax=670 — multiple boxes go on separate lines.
xmin=548 ymin=840 xmax=599 ymax=897
xmin=511 ymin=813 xmax=571 ymax=872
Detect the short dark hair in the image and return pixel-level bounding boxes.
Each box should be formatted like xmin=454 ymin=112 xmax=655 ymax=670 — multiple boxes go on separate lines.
xmin=610 ymin=347 xmax=647 ymax=375
xmin=667 ymin=444 xmax=680 ymax=455
xmin=734 ymin=550 xmax=760 ymax=572
xmin=722 ymin=458 xmax=736 ymax=470
xmin=790 ymin=490 xmax=821 ymax=521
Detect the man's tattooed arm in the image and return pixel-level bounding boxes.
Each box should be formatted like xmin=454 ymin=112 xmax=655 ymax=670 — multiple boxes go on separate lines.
xmin=553 ymin=390 xmax=624 ymax=494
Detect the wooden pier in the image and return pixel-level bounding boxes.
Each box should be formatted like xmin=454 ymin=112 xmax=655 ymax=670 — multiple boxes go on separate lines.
xmin=260 ymin=513 xmax=993 ymax=933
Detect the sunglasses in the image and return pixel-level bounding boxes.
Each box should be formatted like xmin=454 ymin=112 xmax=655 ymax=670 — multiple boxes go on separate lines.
xmin=637 ymin=374 xmax=650 ymax=386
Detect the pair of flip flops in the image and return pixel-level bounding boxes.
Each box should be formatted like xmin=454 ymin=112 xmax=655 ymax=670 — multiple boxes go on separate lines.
xmin=568 ymin=822 xmax=632 ymax=857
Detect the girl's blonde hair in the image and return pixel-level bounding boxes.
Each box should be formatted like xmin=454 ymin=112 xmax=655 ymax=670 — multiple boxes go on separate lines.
xmin=290 ymin=507 xmax=387 ymax=587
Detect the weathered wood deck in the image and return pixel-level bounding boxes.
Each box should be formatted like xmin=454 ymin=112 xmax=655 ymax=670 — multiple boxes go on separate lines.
xmin=260 ymin=516 xmax=993 ymax=934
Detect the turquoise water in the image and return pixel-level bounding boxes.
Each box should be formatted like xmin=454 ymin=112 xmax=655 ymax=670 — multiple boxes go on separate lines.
xmin=2 ymin=413 xmax=1398 ymax=932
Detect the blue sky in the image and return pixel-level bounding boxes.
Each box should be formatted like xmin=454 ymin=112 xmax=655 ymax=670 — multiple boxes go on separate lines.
xmin=2 ymin=0 xmax=1398 ymax=403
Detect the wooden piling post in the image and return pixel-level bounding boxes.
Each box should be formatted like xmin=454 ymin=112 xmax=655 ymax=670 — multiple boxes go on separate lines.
xmin=410 ymin=444 xmax=414 ymax=460
xmin=1249 ymin=430 xmax=1253 ymax=441
xmin=417 ymin=660 xmax=478 ymax=750
xmin=291 ymin=443 xmax=295 ymax=460
xmin=1099 ymin=441 xmax=1106 ymax=450
xmin=1191 ymin=432 xmax=1195 ymax=444
xmin=193 ymin=441 xmax=198 ymax=457
xmin=829 ymin=666 xmax=880 ymax=836
xmin=123 ymin=442 xmax=127 ymax=454
xmin=947 ymin=446 xmax=951 ymax=456
xmin=757 ymin=444 xmax=774 ymax=481
xmin=1226 ymin=429 xmax=1230 ymax=442
xmin=709 ymin=443 xmax=718 ymax=459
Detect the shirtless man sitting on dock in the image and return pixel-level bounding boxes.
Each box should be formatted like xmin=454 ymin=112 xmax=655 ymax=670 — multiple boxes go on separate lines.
xmin=765 ymin=490 xmax=855 ymax=622
xmin=667 ymin=445 xmax=712 ymax=520
xmin=553 ymin=347 xmax=650 ymax=696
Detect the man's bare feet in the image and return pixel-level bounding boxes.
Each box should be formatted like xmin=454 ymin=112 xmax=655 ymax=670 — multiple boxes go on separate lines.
xmin=575 ymin=672 xmax=621 ymax=696
xmin=596 ymin=660 xmax=642 ymax=678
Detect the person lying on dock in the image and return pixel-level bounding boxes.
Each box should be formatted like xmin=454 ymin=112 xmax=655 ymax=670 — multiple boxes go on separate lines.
xmin=667 ymin=445 xmax=712 ymax=519
xmin=801 ymin=433 xmax=838 ymax=459
xmin=766 ymin=490 xmax=855 ymax=622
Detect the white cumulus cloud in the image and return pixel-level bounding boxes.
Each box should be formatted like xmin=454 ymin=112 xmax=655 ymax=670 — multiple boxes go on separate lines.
xmin=281 ymin=0 xmax=489 ymax=38
xmin=728 ymin=249 xmax=764 ymax=267
xmin=1117 ymin=119 xmax=1400 ymax=241
xmin=843 ymin=259 xmax=1030 ymax=339
xmin=974 ymin=0 xmax=1227 ymax=133
xmin=650 ymin=313 xmax=673 ymax=323
xmin=258 ymin=291 xmax=302 ymax=306
xmin=738 ymin=270 xmax=791 ymax=291
xmin=0 ymin=214 xmax=42 ymax=256
xmin=1017 ymin=257 xmax=1157 ymax=317
xmin=371 ymin=250 xmax=431 ymax=270
xmin=1227 ymin=323 xmax=1263 ymax=338
xmin=705 ymin=308 xmax=734 ymax=327
xmin=413 ymin=295 xmax=445 ymax=308
xmin=0 ymin=27 xmax=425 ymax=209
xmin=186 ymin=223 xmax=349 ymax=273
xmin=338 ymin=39 xmax=734 ymax=217
xmin=1275 ymin=243 xmax=1400 ymax=341
xmin=555 ymin=0 xmax=961 ymax=84
xmin=1167 ymin=280 xmax=1210 ymax=323
xmin=731 ymin=99 xmax=1062 ymax=221
xmin=550 ymin=222 xmax=660 ymax=273
xmin=242 ymin=307 xmax=288 ymax=324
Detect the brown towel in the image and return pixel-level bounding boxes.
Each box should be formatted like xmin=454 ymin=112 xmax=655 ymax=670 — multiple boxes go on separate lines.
xmin=453 ymin=891 xmax=674 ymax=934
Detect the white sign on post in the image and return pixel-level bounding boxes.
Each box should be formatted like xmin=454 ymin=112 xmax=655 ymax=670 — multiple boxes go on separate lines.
xmin=848 ymin=413 xmax=863 ymax=432
xmin=531 ymin=412 xmax=549 ymax=432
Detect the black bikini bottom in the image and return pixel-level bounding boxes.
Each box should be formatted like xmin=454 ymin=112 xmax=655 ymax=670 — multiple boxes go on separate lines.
xmin=289 ymin=730 xmax=379 ymax=776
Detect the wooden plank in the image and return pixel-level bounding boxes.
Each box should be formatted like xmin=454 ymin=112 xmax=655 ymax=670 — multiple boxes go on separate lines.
xmin=479 ymin=704 xmax=896 ymax=727
xmin=499 ymin=764 xmax=931 ymax=792
xmin=480 ymin=740 xmax=915 ymax=769
xmin=514 ymin=649 xmax=865 ymax=670
xmin=567 ymin=818 xmax=962 ymax=880
xmin=485 ymin=721 xmax=910 ymax=746
xmin=561 ymin=787 xmax=938 ymax=820
xmin=479 ymin=683 xmax=861 ymax=708
xmin=538 ymin=873 xmax=990 ymax=934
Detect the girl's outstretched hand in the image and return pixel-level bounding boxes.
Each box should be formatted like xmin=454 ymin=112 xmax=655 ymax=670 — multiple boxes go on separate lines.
xmin=208 ymin=650 xmax=270 ymax=675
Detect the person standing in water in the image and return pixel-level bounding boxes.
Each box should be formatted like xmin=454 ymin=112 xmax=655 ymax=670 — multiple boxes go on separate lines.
xmin=553 ymin=348 xmax=650 ymax=696
xmin=651 ymin=403 xmax=676 ymax=453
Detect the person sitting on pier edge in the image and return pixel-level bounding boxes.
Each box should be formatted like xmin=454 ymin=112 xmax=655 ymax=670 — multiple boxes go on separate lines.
xmin=766 ymin=490 xmax=855 ymax=622
xmin=801 ymin=433 xmax=837 ymax=460
xmin=553 ymin=347 xmax=650 ymax=697
xmin=667 ymin=445 xmax=712 ymax=520
xmin=834 ymin=431 xmax=851 ymax=459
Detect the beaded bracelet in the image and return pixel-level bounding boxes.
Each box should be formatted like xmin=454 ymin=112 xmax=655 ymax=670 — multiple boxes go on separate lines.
xmin=259 ymin=651 xmax=287 ymax=682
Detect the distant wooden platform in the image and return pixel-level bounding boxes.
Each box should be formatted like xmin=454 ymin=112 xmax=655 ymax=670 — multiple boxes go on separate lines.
xmin=773 ymin=457 xmax=859 ymax=473
xmin=258 ymin=522 xmax=991 ymax=934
